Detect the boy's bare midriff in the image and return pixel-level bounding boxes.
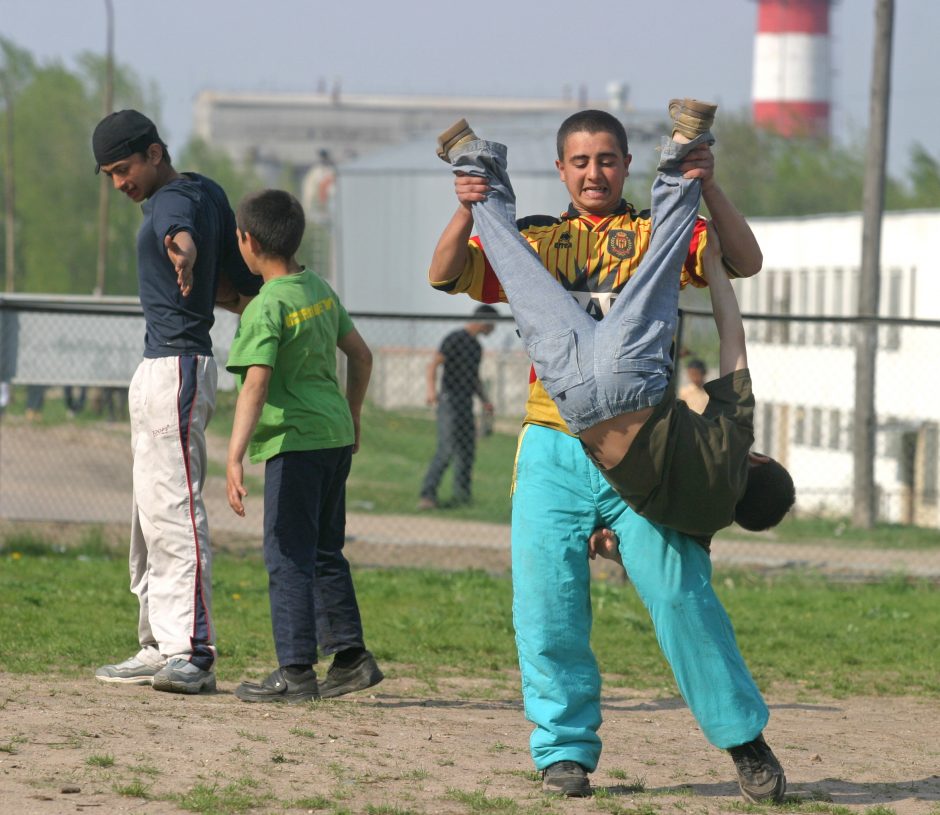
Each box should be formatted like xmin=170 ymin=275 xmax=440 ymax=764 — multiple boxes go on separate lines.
xmin=579 ymin=406 xmax=654 ymax=471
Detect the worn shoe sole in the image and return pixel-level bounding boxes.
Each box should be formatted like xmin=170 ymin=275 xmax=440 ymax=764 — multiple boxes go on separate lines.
xmin=152 ymin=673 xmax=217 ymax=695
xmin=542 ymin=780 xmax=592 ymax=797
xmin=668 ymin=98 xmax=718 ymax=140
xmin=436 ymin=118 xmax=478 ymax=163
xmin=94 ymin=673 xmax=156 ymax=686
xmin=738 ymin=771 xmax=787 ymax=804
xmin=234 ymin=684 xmax=319 ymax=704
xmin=541 ymin=777 xmax=592 ymax=797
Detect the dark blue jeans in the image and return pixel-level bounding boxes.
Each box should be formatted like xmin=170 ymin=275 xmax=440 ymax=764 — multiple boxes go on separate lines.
xmin=263 ymin=446 xmax=364 ymax=667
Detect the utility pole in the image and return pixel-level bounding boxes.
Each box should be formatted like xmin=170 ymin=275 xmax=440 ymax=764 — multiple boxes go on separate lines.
xmin=94 ymin=0 xmax=114 ymax=296
xmin=2 ymin=85 xmax=13 ymax=293
xmin=853 ymin=0 xmax=894 ymax=528
xmin=2 ymin=51 xmax=15 ymax=292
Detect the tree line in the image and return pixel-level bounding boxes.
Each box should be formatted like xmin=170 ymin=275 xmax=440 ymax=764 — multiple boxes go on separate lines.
xmin=0 ymin=38 xmax=260 ymax=295
xmin=2 ymin=37 xmax=938 ymax=295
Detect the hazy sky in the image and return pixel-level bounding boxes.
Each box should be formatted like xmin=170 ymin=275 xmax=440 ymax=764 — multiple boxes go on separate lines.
xmin=1 ymin=0 xmax=936 ymax=177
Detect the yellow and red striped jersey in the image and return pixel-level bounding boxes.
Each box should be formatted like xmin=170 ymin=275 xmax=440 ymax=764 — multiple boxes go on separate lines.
xmin=430 ymin=200 xmax=711 ymax=433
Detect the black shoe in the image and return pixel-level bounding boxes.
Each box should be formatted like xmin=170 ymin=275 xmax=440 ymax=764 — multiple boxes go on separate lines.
xmin=728 ymin=733 xmax=787 ymax=804
xmin=541 ymin=761 xmax=592 ymax=797
xmin=319 ymin=651 xmax=384 ymax=699
xmin=234 ymin=667 xmax=319 ymax=704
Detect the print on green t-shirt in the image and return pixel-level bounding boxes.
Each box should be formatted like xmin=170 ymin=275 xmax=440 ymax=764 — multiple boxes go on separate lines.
xmin=225 ymin=269 xmax=355 ymax=463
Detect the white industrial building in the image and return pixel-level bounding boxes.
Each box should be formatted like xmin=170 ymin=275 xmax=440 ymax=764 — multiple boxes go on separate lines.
xmin=742 ymin=209 xmax=940 ymax=524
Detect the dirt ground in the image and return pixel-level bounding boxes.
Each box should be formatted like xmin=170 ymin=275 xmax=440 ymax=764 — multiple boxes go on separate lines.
xmin=1 ymin=673 xmax=939 ymax=815
xmin=3 ymin=423 xmax=940 ymax=813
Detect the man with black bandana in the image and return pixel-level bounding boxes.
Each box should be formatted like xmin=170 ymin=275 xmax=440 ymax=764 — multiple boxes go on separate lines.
xmin=92 ymin=109 xmax=259 ymax=694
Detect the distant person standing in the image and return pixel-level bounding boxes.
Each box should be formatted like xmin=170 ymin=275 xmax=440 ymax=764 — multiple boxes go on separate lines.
xmin=418 ymin=305 xmax=497 ymax=509
xmin=91 ymin=110 xmax=259 ymax=694
xmin=679 ymin=358 xmax=709 ymax=414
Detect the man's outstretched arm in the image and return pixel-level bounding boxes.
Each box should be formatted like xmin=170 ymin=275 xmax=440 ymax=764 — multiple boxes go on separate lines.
xmin=704 ymin=225 xmax=748 ymax=377
xmin=681 ymin=145 xmax=763 ymax=278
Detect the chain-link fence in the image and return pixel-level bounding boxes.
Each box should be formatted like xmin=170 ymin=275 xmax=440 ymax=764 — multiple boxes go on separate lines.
xmin=2 ymin=294 xmax=939 ymax=579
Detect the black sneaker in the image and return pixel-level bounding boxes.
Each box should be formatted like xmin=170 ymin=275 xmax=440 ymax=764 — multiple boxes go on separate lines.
xmin=728 ymin=733 xmax=786 ymax=804
xmin=541 ymin=761 xmax=592 ymax=797
xmin=234 ymin=667 xmax=319 ymax=704
xmin=319 ymin=651 xmax=384 ymax=698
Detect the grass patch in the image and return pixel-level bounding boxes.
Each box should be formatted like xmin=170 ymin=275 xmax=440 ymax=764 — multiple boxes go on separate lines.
xmin=86 ymin=753 xmax=115 ymax=767
xmin=288 ymin=796 xmax=331 ymax=810
xmin=113 ymin=779 xmax=151 ymax=798
xmin=342 ymin=403 xmax=517 ymax=523
xmin=216 ymin=396 xmax=517 ymax=524
xmin=289 ymin=728 xmax=317 ymax=739
xmin=176 ymin=779 xmax=273 ymax=814
xmin=0 ymin=543 xmax=938 ymax=697
xmin=720 ymin=515 xmax=940 ymax=550
xmin=446 ymin=788 xmax=520 ymax=813
xmin=0 ymin=735 xmax=26 ymax=754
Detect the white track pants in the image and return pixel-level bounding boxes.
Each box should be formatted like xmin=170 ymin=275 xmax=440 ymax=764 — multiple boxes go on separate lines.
xmin=127 ymin=355 xmax=217 ymax=670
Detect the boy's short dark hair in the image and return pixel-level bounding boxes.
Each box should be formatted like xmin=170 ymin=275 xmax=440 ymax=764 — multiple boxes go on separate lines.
xmin=556 ymin=110 xmax=629 ymax=160
xmin=236 ymin=189 xmax=306 ymax=260
xmin=687 ymin=358 xmax=707 ymax=373
xmin=734 ymin=457 xmax=796 ymax=531
xmin=473 ymin=304 xmax=497 ymax=318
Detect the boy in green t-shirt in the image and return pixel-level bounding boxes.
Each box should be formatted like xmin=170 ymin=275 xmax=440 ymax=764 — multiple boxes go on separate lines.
xmin=225 ymin=189 xmax=383 ymax=703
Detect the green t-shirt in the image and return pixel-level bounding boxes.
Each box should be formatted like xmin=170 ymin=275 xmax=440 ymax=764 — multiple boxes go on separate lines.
xmin=226 ymin=269 xmax=355 ymax=463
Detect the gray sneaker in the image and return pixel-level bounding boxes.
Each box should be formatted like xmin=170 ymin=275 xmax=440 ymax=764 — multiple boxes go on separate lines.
xmin=319 ymin=651 xmax=384 ymax=698
xmin=152 ymin=657 xmax=216 ymax=695
xmin=95 ymin=656 xmax=164 ymax=685
xmin=541 ymin=760 xmax=592 ymax=797
xmin=728 ymin=733 xmax=787 ymax=804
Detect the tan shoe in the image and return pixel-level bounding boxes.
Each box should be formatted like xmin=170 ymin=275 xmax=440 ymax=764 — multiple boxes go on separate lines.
xmin=436 ymin=118 xmax=478 ymax=163
xmin=668 ymin=98 xmax=718 ymax=140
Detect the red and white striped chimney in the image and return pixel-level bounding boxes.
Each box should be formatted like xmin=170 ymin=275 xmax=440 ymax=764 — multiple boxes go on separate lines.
xmin=752 ymin=0 xmax=832 ymax=138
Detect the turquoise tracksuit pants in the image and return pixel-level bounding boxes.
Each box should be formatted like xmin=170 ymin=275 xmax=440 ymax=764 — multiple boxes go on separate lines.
xmin=511 ymin=423 xmax=768 ymax=771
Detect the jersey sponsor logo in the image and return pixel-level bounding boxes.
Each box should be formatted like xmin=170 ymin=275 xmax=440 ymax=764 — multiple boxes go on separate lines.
xmin=607 ymin=229 xmax=635 ymax=260
xmin=553 ymin=231 xmax=572 ymax=249
xmin=284 ymin=296 xmax=335 ymax=328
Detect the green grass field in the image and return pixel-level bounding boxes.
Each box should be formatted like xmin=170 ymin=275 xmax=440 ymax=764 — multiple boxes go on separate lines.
xmin=1 ymin=535 xmax=938 ymax=698
xmin=8 ymin=386 xmax=940 ymax=548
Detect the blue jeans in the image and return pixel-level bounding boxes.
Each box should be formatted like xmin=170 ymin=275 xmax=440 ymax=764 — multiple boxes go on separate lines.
xmin=451 ymin=133 xmax=711 ymax=434
xmin=263 ymin=447 xmax=366 ymax=667
xmin=512 ymin=425 xmax=768 ymax=770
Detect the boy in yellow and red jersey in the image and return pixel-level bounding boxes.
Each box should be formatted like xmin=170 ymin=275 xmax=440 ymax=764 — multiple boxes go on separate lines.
xmin=427 ymin=108 xmax=785 ymax=804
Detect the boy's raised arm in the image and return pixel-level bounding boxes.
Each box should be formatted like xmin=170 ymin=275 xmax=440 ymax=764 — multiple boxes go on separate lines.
xmin=428 ymin=175 xmax=490 ymax=284
xmin=703 ymin=224 xmax=748 ymax=378
xmin=338 ymin=328 xmax=373 ymax=453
